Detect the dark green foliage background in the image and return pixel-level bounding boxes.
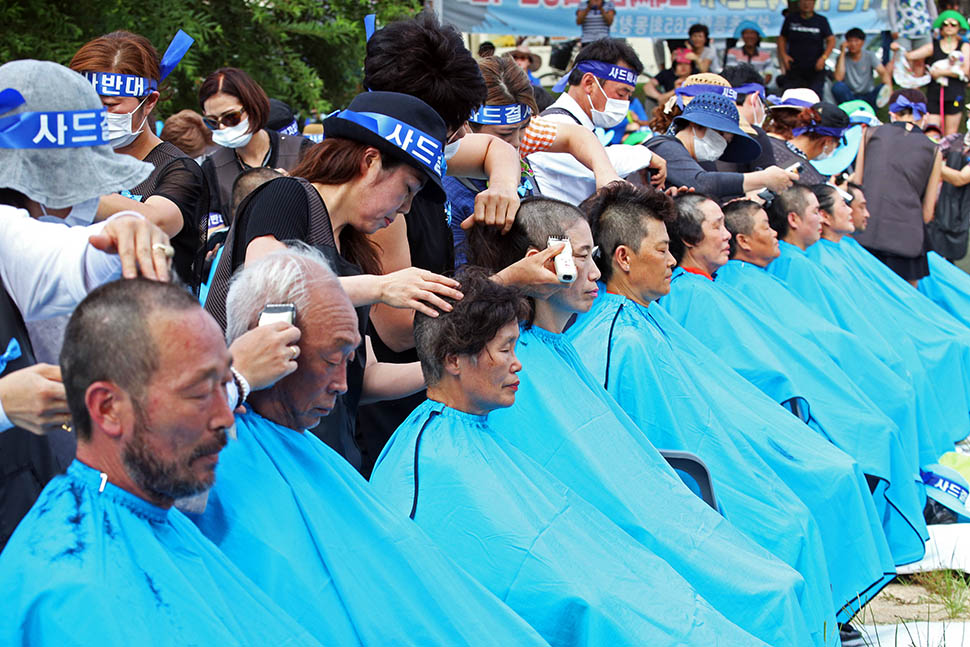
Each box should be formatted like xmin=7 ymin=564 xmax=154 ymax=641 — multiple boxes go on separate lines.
xmin=0 ymin=0 xmax=420 ymax=119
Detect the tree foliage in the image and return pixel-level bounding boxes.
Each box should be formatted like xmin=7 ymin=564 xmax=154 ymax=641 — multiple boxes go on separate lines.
xmin=0 ymin=0 xmax=420 ymax=119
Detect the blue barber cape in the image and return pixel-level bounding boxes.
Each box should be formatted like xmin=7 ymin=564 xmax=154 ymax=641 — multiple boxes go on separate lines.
xmin=717 ymin=259 xmax=945 ymax=471
xmin=371 ymin=399 xmax=767 ymax=647
xmin=487 ymin=324 xmax=817 ymax=646
xmin=660 ymin=267 xmax=925 ymax=565
xmin=920 ymin=251 xmax=970 ymax=328
xmin=568 ymin=291 xmax=898 ymax=625
xmin=808 ymin=238 xmax=970 ymax=449
xmin=189 ymin=411 xmax=546 ymax=646
xmin=0 ymin=460 xmax=319 ymax=646
xmin=769 ymin=240 xmax=964 ymax=461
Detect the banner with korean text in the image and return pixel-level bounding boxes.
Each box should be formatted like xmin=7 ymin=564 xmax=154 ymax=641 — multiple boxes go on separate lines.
xmin=442 ymin=0 xmax=889 ymax=40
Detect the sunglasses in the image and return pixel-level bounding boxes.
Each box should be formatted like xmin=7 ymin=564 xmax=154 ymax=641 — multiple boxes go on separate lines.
xmin=203 ymin=108 xmax=245 ymax=129
xmin=943 ymin=20 xmax=960 ymax=27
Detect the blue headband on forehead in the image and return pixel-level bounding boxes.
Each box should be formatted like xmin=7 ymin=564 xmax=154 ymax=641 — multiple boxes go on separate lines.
xmin=332 ymin=109 xmax=446 ymax=178
xmin=0 ymin=88 xmax=109 ymax=149
xmin=469 ymin=103 xmax=532 ymax=125
xmin=674 ymin=84 xmax=737 ymax=109
xmin=767 ymin=94 xmax=814 ymax=108
xmin=552 ymin=60 xmax=638 ymax=93
xmin=732 ymin=83 xmax=766 ymax=99
xmin=791 ymin=124 xmax=848 ymax=139
xmin=82 ymin=29 xmax=194 ymax=97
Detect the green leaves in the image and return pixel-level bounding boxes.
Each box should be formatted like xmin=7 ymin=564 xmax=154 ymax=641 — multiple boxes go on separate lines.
xmin=1 ymin=0 xmax=420 ymax=118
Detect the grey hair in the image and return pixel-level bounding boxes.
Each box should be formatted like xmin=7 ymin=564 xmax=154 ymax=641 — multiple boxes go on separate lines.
xmin=225 ymin=242 xmax=336 ymax=345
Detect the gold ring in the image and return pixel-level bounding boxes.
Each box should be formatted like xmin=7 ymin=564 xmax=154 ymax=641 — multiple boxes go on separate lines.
xmin=152 ymin=243 xmax=175 ymax=258
xmin=290 ymin=346 xmax=299 ymax=360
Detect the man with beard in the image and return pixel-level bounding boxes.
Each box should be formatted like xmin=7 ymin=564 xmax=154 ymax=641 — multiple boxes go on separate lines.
xmin=0 ymin=278 xmax=321 ymax=646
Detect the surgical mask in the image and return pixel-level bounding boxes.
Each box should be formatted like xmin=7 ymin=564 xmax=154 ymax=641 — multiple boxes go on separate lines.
xmin=751 ymin=96 xmax=766 ymax=128
xmin=814 ymin=140 xmax=837 ymax=161
xmin=212 ymin=117 xmax=254 ymax=149
xmin=692 ymin=127 xmax=728 ymax=162
xmin=38 ymin=196 xmax=101 ymax=226
xmin=106 ymin=97 xmax=149 ymax=150
xmin=444 ymin=140 xmax=461 ymax=161
xmin=587 ymin=78 xmax=630 ymax=129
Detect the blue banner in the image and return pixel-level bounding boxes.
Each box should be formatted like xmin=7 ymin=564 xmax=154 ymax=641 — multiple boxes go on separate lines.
xmin=443 ymin=0 xmax=889 ymax=40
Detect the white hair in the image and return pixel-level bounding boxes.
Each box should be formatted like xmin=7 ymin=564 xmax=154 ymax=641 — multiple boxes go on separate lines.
xmin=225 ymin=242 xmax=336 ymax=344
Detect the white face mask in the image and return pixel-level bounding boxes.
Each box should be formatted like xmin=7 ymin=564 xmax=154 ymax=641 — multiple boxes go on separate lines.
xmin=587 ymin=77 xmax=630 ymax=129
xmin=444 ymin=140 xmax=461 ymax=161
xmin=751 ymin=96 xmax=766 ymax=128
xmin=813 ymin=139 xmax=837 ymax=161
xmin=212 ymin=117 xmax=254 ymax=149
xmin=106 ymin=97 xmax=149 ymax=150
xmin=692 ymin=127 xmax=729 ymax=162
xmin=38 ymin=196 xmax=101 ymax=226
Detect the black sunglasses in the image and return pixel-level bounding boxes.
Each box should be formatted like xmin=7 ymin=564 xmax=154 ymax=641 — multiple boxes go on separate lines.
xmin=203 ymin=108 xmax=245 ymax=130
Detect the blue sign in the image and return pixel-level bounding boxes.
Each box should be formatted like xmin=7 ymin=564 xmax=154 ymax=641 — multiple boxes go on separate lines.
xmin=470 ymin=103 xmax=533 ymax=124
xmin=442 ymin=0 xmax=889 ymax=40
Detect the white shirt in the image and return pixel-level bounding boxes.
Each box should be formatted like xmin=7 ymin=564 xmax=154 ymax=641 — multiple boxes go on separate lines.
xmin=527 ymin=92 xmax=653 ymax=205
xmin=0 ymin=207 xmax=130 ymax=431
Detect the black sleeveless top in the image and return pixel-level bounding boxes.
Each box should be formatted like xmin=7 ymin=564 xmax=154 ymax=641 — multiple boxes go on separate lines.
xmin=130 ymin=142 xmax=207 ymax=289
xmin=202 ymin=176 xmax=368 ymax=467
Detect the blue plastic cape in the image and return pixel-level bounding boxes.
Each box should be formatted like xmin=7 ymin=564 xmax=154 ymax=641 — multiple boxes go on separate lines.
xmin=568 ymin=291 xmax=897 ymax=625
xmin=660 ymin=268 xmax=926 ymax=565
xmin=0 ymin=460 xmax=319 ymax=646
xmin=807 ymin=237 xmax=970 ymax=448
xmin=768 ymin=241 xmax=965 ymax=461
xmin=189 ymin=411 xmax=546 ymax=646
xmin=920 ymin=251 xmax=970 ymax=328
xmin=487 ymin=325 xmax=817 ymax=646
xmin=717 ymin=259 xmax=947 ymax=472
xmin=371 ymin=399 xmax=767 ymax=647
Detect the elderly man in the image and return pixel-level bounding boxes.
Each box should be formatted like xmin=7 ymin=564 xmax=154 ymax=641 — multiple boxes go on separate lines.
xmin=765 ymin=185 xmax=968 ymax=461
xmin=660 ymin=194 xmax=925 ymax=569
xmin=460 ymin=196 xmax=818 ymax=645
xmin=188 ymin=245 xmax=546 ymax=645
xmin=370 ymin=270 xmax=768 ymax=646
xmin=566 ymin=182 xmax=899 ymax=630
xmin=0 ymin=279 xmax=321 ymax=645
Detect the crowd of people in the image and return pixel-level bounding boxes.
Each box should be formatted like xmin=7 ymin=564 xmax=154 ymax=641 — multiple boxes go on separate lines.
xmin=4 ymin=8 xmax=970 ymax=647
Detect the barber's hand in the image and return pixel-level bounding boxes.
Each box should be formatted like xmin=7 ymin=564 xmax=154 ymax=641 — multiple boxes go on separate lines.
xmin=780 ymin=52 xmax=794 ymax=70
xmin=0 ymin=364 xmax=70 ymax=435
xmin=647 ymin=153 xmax=667 ymax=187
xmin=494 ymin=243 xmax=569 ymax=299
xmin=88 ymin=213 xmax=172 ymax=281
xmin=760 ymin=166 xmax=798 ymax=192
xmin=664 ymin=185 xmax=695 ymax=197
xmin=229 ymin=322 xmax=302 ymax=391
xmin=890 ymin=41 xmax=901 ymax=51
xmin=380 ymin=267 xmax=464 ymax=317
xmin=815 ymin=56 xmax=827 ymax=71
xmin=463 ymin=183 xmax=520 ymax=234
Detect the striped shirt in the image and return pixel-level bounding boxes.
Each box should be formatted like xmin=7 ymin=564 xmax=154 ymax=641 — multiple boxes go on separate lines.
xmin=578 ymin=1 xmax=615 ymax=44
xmin=520 ymin=116 xmax=559 ymax=158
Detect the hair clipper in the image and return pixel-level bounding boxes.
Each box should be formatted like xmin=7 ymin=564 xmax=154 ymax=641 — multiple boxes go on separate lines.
xmin=547 ymin=236 xmax=577 ymax=284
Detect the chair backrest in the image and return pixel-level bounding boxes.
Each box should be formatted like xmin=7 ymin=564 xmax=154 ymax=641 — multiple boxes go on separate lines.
xmin=661 ymin=450 xmax=720 ymax=512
